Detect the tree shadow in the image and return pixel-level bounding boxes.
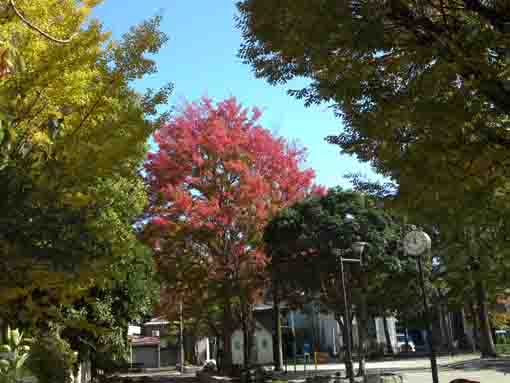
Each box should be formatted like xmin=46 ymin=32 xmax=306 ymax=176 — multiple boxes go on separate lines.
xmin=450 ymin=359 xmax=510 ymax=375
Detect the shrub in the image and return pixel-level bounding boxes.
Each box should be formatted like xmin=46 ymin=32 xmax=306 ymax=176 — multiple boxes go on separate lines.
xmin=0 ymin=328 xmax=31 ymax=383
xmin=26 ymin=334 xmax=77 ymax=383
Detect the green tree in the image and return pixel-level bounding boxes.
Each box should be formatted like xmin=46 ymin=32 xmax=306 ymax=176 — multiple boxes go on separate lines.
xmin=237 ymin=0 xmax=510 ymax=210
xmin=60 ymin=243 xmax=158 ymax=376
xmin=0 ymin=1 xmax=172 ymax=370
xmin=0 ymin=0 xmax=171 ymax=324
xmin=237 ymin=0 xmax=510 ymax=357
xmin=265 ymin=188 xmax=406 ymax=376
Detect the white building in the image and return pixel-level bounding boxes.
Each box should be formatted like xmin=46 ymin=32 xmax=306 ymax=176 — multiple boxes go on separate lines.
xmin=231 ymin=321 xmax=274 ymax=366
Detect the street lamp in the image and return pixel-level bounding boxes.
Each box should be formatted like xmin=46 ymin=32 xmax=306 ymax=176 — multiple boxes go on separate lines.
xmin=403 ymin=230 xmax=439 ymax=383
xmin=333 ymin=240 xmax=368 ymax=383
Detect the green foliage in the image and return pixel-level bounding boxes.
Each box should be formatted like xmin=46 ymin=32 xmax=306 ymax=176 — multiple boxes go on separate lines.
xmin=236 ymin=0 xmax=510 ymax=225
xmin=0 ymin=0 xmax=169 ymax=328
xmin=265 ymin=188 xmax=411 ymax=318
xmin=61 ymin=245 xmax=159 ymax=364
xmin=26 ymin=334 xmax=77 ymax=383
xmin=0 ymin=328 xmax=31 ymax=383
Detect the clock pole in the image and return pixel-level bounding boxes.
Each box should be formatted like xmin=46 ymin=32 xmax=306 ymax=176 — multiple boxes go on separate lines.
xmin=417 ymin=247 xmax=439 ymax=383
xmin=403 ymin=230 xmax=439 ymax=383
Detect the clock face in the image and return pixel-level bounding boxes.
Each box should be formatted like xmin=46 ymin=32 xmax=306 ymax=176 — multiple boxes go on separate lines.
xmin=403 ymin=230 xmax=431 ymax=256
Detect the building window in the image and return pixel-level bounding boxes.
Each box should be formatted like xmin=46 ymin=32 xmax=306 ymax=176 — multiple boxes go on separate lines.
xmin=152 ymin=330 xmax=160 ymax=337
xmin=261 ymin=339 xmax=268 ymax=349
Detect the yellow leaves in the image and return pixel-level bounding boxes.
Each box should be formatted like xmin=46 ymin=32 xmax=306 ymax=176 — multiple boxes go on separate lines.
xmin=77 ymin=0 xmax=103 ymax=18
xmin=31 ymin=131 xmax=52 ymax=146
xmin=62 ymin=191 xmax=92 ymax=208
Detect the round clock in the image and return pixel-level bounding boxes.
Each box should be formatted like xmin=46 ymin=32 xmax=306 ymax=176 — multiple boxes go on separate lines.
xmin=403 ymin=230 xmax=431 ymax=256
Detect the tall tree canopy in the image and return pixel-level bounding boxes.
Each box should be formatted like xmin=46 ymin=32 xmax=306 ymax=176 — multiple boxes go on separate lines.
xmin=144 ymin=97 xmax=321 ymax=369
xmin=237 ymin=0 xmax=510 ymax=210
xmin=0 ymin=0 xmax=170 ymax=353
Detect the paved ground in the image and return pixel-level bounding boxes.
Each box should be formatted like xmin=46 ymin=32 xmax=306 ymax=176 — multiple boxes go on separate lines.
xmin=402 ymin=369 xmax=506 ymax=382
xmin=281 ymin=357 xmax=510 ymax=382
xmin=275 ymin=353 xmax=481 ymax=374
xmin=116 ymin=355 xmax=510 ymax=382
xmin=403 ymin=358 xmax=509 ymax=383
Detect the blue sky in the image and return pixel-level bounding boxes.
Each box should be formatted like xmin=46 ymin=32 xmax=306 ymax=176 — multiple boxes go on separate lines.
xmin=94 ymin=0 xmax=382 ymax=188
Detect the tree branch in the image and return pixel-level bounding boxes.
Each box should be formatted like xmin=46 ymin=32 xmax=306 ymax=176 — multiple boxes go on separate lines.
xmin=462 ymin=0 xmax=510 ymax=33
xmin=10 ymin=0 xmax=78 ymax=44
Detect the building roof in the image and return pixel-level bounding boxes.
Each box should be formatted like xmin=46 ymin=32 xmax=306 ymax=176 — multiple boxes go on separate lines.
xmin=143 ymin=317 xmax=170 ymax=326
xmin=253 ymin=303 xmax=273 ymax=311
xmin=253 ymin=302 xmax=291 ymax=311
xmin=129 ymin=336 xmax=160 ymax=346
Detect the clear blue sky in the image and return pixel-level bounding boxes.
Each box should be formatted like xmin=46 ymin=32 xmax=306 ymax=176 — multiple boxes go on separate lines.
xmin=94 ymin=1 xmax=382 ymax=188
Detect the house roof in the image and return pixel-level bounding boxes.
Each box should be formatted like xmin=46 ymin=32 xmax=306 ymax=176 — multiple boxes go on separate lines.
xmin=129 ymin=336 xmax=160 ymax=346
xmin=253 ymin=303 xmax=273 ymax=311
xmin=143 ymin=317 xmax=170 ymax=326
xmin=253 ymin=302 xmax=290 ymax=311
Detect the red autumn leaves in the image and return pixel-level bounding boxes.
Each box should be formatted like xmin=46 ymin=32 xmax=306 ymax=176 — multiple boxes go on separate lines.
xmin=145 ymin=97 xmax=323 ymax=296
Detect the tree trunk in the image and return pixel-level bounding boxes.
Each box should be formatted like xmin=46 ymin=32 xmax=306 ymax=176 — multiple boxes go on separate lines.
xmin=241 ymin=299 xmax=254 ymax=368
xmin=221 ymin=301 xmax=234 ymax=374
xmin=445 ymin=309 xmax=455 ymax=355
xmin=475 ymin=281 xmax=497 ymax=358
xmin=242 ymin=305 xmax=249 ymax=368
xmin=469 ymin=302 xmax=479 ymax=351
xmin=357 ymin=281 xmax=369 ymax=377
xmin=247 ymin=307 xmax=255 ymax=366
xmin=383 ymin=316 xmax=394 ymax=355
xmin=439 ymin=303 xmax=454 ymax=354
xmin=273 ymin=280 xmax=284 ymax=371
xmin=357 ymin=320 xmax=367 ymax=377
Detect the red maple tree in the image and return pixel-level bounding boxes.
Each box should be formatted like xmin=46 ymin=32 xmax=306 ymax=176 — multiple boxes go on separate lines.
xmin=145 ymin=97 xmax=322 ymax=368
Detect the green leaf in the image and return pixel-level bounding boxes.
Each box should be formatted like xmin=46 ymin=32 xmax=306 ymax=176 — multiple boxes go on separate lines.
xmin=0 ymin=345 xmax=11 ymax=353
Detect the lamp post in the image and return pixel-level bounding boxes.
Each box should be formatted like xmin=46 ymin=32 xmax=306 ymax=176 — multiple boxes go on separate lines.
xmin=403 ymin=230 xmax=439 ymax=383
xmin=333 ymin=240 xmax=368 ymax=383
